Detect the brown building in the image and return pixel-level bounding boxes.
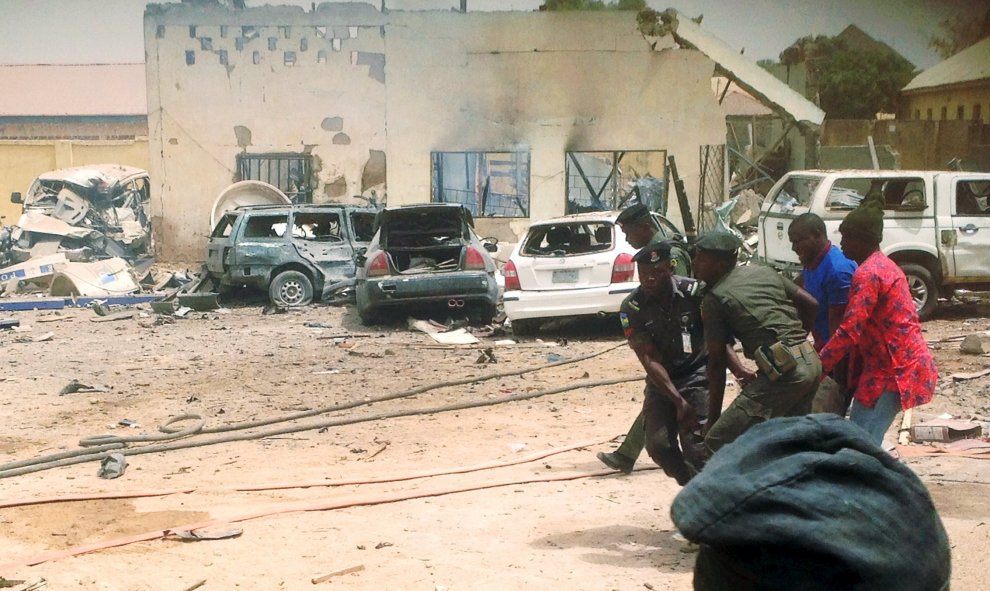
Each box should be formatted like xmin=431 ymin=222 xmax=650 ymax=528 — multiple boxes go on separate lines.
xmin=900 ymin=37 xmax=990 ymax=123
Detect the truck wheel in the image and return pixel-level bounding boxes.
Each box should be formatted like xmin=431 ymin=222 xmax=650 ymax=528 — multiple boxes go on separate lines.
xmin=269 ymin=270 xmax=313 ymax=307
xmin=899 ymin=263 xmax=937 ymax=321
xmin=511 ymin=318 xmax=541 ymax=336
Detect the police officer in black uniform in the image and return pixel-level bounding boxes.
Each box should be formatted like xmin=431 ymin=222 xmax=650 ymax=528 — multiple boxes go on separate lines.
xmin=613 ymin=241 xmax=710 ymax=484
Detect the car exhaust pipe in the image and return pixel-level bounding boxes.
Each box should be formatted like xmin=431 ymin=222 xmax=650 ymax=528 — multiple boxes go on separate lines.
xmin=447 ymin=298 xmax=465 ymax=308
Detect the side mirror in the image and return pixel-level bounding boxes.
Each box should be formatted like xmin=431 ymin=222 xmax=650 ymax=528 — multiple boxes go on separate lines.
xmin=10 ymin=192 xmax=22 ymax=204
xmin=483 ymin=242 xmax=498 ymax=253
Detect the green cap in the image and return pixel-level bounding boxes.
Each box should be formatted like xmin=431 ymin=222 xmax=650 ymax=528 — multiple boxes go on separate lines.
xmin=615 ymin=203 xmax=650 ymax=226
xmin=695 ymin=231 xmax=741 ymax=253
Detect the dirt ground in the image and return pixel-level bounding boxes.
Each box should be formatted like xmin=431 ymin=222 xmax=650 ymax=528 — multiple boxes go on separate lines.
xmin=1 ymin=289 xmax=989 ymax=591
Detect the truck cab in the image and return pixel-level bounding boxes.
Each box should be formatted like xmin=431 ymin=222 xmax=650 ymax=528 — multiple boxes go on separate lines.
xmin=758 ymin=169 xmax=990 ymax=320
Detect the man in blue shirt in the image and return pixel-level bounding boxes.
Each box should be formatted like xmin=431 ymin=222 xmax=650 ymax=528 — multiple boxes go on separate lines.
xmin=788 ymin=213 xmax=857 ymax=415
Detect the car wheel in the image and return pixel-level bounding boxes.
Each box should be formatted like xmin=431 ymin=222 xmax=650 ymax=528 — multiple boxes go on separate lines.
xmin=898 ymin=263 xmax=937 ymax=321
xmin=269 ymin=270 xmax=313 ymax=307
xmin=511 ymin=318 xmax=541 ymax=336
xmin=477 ymin=303 xmax=497 ymax=325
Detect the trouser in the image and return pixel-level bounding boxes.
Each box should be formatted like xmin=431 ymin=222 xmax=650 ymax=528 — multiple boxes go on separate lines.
xmin=612 ymin=412 xmax=646 ymax=462
xmin=850 ymin=390 xmax=902 ymax=445
xmin=641 ymin=367 xmax=709 ymax=485
xmin=705 ymin=347 xmax=821 ymax=455
xmin=811 ymin=361 xmax=852 ymax=416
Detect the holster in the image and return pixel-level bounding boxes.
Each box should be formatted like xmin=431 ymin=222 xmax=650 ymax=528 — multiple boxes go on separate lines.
xmin=754 ymin=341 xmax=798 ymax=382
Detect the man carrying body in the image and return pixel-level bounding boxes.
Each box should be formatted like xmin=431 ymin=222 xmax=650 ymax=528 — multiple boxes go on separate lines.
xmin=608 ymin=241 xmax=710 ymax=484
xmin=692 ymin=231 xmax=821 ymax=454
xmin=597 ymin=203 xmax=693 ymax=473
xmin=788 ymin=213 xmax=857 ymax=415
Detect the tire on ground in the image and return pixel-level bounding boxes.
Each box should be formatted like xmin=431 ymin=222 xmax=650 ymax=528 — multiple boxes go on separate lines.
xmin=269 ymin=270 xmax=314 ymax=307
xmin=511 ymin=318 xmax=541 ymax=336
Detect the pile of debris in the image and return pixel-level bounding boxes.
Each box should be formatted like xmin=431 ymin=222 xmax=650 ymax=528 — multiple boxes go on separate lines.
xmin=0 ymin=164 xmax=155 ymax=302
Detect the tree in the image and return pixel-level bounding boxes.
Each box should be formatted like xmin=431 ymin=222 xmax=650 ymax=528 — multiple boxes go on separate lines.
xmin=769 ymin=31 xmax=916 ymax=119
xmin=928 ymin=6 xmax=990 ymax=59
xmin=541 ymin=0 xmax=646 ymax=10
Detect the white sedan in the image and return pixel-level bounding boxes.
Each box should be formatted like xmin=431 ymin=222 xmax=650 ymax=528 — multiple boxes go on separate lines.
xmin=502 ymin=210 xmax=682 ymax=335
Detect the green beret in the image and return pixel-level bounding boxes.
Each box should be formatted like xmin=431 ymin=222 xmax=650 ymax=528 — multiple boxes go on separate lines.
xmin=695 ymin=231 xmax=741 ymax=253
xmin=632 ymin=241 xmax=672 ymax=265
xmin=615 ymin=203 xmax=650 ymax=225
xmin=839 ymin=191 xmax=884 ymax=243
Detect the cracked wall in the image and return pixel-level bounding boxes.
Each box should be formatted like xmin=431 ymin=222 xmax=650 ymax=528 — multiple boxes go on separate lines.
xmin=146 ymin=4 xmax=724 ymax=259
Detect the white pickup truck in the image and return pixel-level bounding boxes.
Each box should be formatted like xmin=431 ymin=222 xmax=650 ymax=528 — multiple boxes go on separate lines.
xmin=757 ymin=169 xmax=990 ymax=320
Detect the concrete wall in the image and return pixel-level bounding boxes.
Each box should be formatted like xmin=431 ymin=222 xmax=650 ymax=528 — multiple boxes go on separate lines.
xmin=820 ymin=119 xmax=990 ymax=171
xmin=146 ymin=4 xmax=725 ymax=260
xmin=0 ymin=139 xmax=149 ymax=226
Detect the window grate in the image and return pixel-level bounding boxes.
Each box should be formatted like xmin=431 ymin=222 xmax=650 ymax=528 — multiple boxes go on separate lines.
xmin=236 ymin=153 xmax=313 ymax=204
xmin=431 ymin=151 xmax=530 ymax=217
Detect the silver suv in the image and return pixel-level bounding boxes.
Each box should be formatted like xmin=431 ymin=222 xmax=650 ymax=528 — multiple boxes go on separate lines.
xmin=206 ymin=204 xmax=377 ymax=306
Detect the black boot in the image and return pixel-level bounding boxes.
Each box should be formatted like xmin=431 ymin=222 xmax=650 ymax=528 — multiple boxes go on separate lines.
xmin=597 ymin=451 xmax=635 ymax=474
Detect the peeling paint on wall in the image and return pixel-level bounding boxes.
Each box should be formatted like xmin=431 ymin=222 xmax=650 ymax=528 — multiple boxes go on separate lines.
xmin=234 ymin=125 xmax=252 ymax=148
xmin=361 ymin=150 xmax=386 ymax=193
xmin=321 ymin=117 xmax=343 ymax=132
xmin=353 ymin=52 xmax=385 ymax=84
xmin=324 ymin=176 xmax=347 ymax=198
xmin=332 ymin=133 xmax=351 ymax=145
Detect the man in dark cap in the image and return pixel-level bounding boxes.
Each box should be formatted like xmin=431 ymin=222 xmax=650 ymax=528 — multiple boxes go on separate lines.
xmin=692 ymin=231 xmax=820 ymax=454
xmin=671 ymin=414 xmax=951 ymax=591
xmin=614 ymin=204 xmax=692 ymax=275
xmin=818 ymin=192 xmax=937 ymax=444
xmin=598 ymin=204 xmax=694 ymax=473
xmin=599 ymin=241 xmax=750 ymax=483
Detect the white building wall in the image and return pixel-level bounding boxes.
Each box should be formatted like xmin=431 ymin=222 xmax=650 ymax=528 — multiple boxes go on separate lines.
xmin=146 ymin=4 xmax=725 ymax=260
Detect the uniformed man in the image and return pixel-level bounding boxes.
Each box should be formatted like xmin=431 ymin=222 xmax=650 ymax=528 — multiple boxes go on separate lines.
xmin=692 ymin=231 xmax=821 ymax=454
xmin=614 ymin=203 xmax=692 ymax=274
xmin=598 ymin=204 xmax=694 ymax=473
xmin=601 ymin=241 xmax=710 ymax=484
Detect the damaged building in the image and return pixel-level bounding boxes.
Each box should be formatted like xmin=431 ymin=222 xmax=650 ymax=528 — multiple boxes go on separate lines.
xmin=145 ymin=2 xmax=823 ymax=260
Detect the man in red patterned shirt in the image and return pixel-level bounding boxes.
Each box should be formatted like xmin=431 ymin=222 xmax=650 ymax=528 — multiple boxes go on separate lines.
xmin=818 ymin=193 xmax=938 ymax=444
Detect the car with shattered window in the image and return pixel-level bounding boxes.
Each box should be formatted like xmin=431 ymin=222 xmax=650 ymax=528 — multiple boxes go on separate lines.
xmin=354 ymin=204 xmax=500 ymax=325
xmin=7 ymin=164 xmax=153 ymax=263
xmin=206 ymin=203 xmax=378 ymax=307
xmin=502 ymin=210 xmax=684 ymax=335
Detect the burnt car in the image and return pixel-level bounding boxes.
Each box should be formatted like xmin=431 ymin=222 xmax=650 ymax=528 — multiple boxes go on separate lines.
xmin=206 ymin=203 xmax=377 ymax=307
xmin=8 ymin=164 xmax=152 ymax=263
xmin=355 ymin=204 xmax=499 ymax=325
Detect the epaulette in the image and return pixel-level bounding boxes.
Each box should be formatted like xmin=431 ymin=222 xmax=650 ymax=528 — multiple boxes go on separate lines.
xmin=673 ymin=275 xmax=701 ymax=297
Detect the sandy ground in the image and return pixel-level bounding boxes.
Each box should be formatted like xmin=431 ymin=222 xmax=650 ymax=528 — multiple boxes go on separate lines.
xmin=1 ymin=292 xmax=989 ymax=591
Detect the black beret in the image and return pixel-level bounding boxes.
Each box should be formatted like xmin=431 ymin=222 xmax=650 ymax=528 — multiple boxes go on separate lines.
xmin=615 ymin=203 xmax=651 ymax=225
xmin=671 ymin=415 xmax=951 ymax=591
xmin=632 ymin=241 xmax=672 ymax=265
xmin=694 ymin=231 xmax=741 ymax=253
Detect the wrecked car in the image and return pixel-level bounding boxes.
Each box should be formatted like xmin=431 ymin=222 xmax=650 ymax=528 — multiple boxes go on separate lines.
xmin=7 ymin=164 xmax=152 ymax=263
xmin=355 ymin=204 xmax=499 ymax=325
xmin=206 ymin=203 xmax=377 ymax=307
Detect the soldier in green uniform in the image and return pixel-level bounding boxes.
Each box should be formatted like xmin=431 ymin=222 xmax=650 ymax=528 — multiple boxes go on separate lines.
xmin=692 ymin=231 xmax=821 ymax=454
xmin=598 ymin=204 xmax=694 ymax=473
xmin=607 ymin=241 xmax=710 ymax=483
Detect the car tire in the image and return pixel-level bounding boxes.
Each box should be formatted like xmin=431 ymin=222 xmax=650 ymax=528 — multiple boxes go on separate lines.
xmin=898 ymin=263 xmax=937 ymax=321
xmin=269 ymin=270 xmax=313 ymax=307
xmin=511 ymin=318 xmax=541 ymax=336
xmin=477 ymin=303 xmax=497 ymax=326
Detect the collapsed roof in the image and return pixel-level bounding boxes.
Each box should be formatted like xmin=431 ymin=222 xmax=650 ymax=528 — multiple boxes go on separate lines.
xmin=643 ymin=9 xmax=826 ymax=131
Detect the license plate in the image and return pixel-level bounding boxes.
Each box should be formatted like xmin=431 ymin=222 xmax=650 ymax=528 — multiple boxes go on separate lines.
xmin=552 ymin=269 xmax=578 ymax=283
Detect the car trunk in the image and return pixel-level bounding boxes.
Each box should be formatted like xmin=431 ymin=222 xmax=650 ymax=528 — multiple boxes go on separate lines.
xmin=517 ymin=221 xmax=617 ymax=290
xmin=380 ymin=209 xmax=468 ymax=274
